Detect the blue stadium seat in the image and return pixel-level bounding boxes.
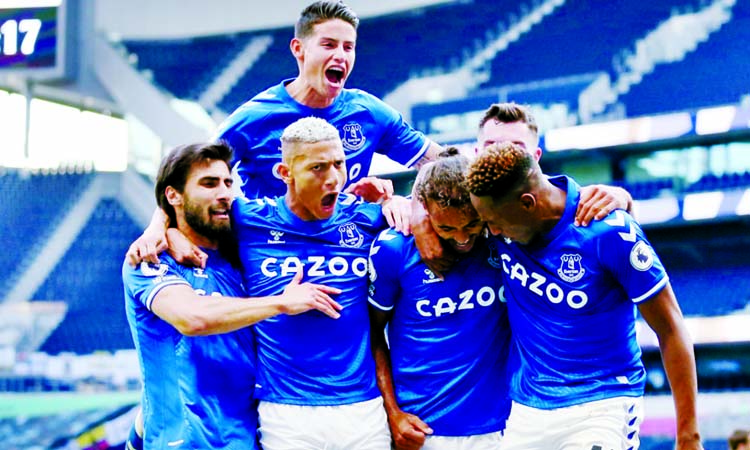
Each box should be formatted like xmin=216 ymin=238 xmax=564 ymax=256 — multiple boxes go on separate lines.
xmin=32 ymin=199 xmax=141 ymax=354
xmin=218 ymin=28 xmax=298 ymax=113
xmin=123 ymin=33 xmax=253 ymax=101
xmin=480 ymin=0 xmax=703 ymax=90
xmin=0 ymin=171 xmax=94 ymax=295
xmin=621 ymin=1 xmax=750 ymax=116
xmin=669 ymin=267 xmax=750 ymax=316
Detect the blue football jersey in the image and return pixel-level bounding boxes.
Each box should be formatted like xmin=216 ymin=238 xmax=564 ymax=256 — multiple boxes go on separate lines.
xmin=232 ymin=193 xmax=387 ymax=405
xmin=123 ymin=250 xmax=258 ymax=449
xmin=215 ymin=79 xmax=430 ymax=198
xmin=368 ymin=229 xmax=511 ymax=436
xmin=496 ymin=175 xmax=668 ymax=409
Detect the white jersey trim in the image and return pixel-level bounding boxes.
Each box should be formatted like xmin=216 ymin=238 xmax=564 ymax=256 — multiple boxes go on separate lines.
xmin=403 ymin=138 xmax=431 ymax=168
xmin=145 ymin=279 xmax=191 ymax=311
xmin=632 ymin=275 xmax=669 ymax=304
xmin=368 ymin=297 xmax=394 ymax=311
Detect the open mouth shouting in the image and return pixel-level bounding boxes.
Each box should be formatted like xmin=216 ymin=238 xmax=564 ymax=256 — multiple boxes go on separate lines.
xmin=320 ymin=192 xmax=339 ymax=215
xmin=325 ymin=66 xmax=346 ymax=87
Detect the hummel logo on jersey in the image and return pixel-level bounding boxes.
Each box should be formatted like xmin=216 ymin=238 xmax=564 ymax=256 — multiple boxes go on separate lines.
xmin=422 ymin=268 xmax=442 ymax=284
xmin=339 ymin=222 xmax=364 ymax=248
xmin=193 ymin=268 xmax=209 ymax=279
xmin=604 ymin=210 xmax=636 ymax=242
xmin=557 ymin=254 xmax=585 ymax=282
xmin=268 ymin=230 xmax=286 ymax=244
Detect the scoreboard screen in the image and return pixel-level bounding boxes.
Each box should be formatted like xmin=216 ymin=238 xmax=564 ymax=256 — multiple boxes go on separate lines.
xmin=0 ymin=0 xmax=66 ymax=79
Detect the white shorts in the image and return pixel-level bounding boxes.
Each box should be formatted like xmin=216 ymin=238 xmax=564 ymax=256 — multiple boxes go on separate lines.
xmin=422 ymin=431 xmax=504 ymax=450
xmin=502 ymin=396 xmax=644 ymax=450
xmin=258 ymin=397 xmax=390 ymax=450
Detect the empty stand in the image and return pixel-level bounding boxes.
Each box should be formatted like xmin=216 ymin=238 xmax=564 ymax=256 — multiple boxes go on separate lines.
xmin=123 ymin=33 xmax=250 ymax=101
xmin=0 ymin=170 xmax=94 ymax=297
xmin=218 ymin=28 xmax=298 ymax=113
xmin=669 ymin=267 xmax=750 ymax=316
xmin=480 ymin=0 xmax=703 ymax=89
xmin=621 ymin=1 xmax=750 ymax=116
xmin=32 ymin=199 xmax=140 ymax=354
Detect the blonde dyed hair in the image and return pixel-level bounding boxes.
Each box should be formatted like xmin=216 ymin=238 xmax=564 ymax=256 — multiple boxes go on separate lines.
xmin=281 ymin=117 xmax=341 ymax=162
xmin=466 ymin=142 xmax=534 ymax=199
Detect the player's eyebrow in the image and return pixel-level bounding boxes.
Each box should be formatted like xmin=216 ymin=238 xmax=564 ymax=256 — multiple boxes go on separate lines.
xmin=198 ymin=176 xmax=224 ymax=184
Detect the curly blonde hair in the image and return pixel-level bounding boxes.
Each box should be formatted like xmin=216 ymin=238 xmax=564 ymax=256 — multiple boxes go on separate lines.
xmin=466 ymin=142 xmax=533 ymax=199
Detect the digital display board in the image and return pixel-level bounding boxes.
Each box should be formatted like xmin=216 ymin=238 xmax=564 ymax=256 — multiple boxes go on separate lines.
xmin=0 ymin=0 xmax=66 ymax=79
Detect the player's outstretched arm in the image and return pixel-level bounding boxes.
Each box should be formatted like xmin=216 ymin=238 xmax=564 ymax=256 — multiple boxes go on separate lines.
xmin=576 ymin=184 xmax=634 ymax=227
xmin=152 ymin=270 xmax=342 ymax=336
xmin=275 ymin=270 xmax=343 ymax=318
xmin=344 ymin=176 xmax=394 ymax=204
xmin=638 ymin=283 xmax=703 ymax=450
xmin=370 ymin=307 xmax=433 ymax=450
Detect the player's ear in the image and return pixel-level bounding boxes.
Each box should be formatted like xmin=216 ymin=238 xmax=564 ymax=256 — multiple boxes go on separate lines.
xmin=165 ymin=186 xmax=183 ymax=206
xmin=520 ymin=192 xmax=536 ymax=211
xmin=277 ymin=163 xmax=292 ymax=184
xmin=290 ymin=37 xmax=304 ymax=61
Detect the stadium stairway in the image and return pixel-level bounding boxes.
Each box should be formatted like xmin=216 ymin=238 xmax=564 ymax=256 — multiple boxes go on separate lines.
xmin=1 ymin=170 xmax=152 ymax=355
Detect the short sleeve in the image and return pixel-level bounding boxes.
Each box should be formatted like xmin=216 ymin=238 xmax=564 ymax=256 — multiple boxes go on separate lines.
xmin=368 ymin=229 xmax=406 ymax=311
xmin=596 ymin=210 xmax=669 ymax=304
xmin=370 ymin=97 xmax=429 ymax=168
xmin=123 ymin=261 xmax=190 ymax=311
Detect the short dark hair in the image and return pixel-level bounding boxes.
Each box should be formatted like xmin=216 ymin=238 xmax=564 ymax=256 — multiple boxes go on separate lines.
xmin=155 ymin=142 xmax=233 ymax=225
xmin=414 ymin=147 xmax=472 ymax=210
xmin=729 ymin=429 xmax=749 ymax=450
xmin=479 ymin=102 xmax=539 ymax=137
xmin=466 ymin=141 xmax=534 ymax=199
xmin=295 ymin=0 xmax=359 ymax=39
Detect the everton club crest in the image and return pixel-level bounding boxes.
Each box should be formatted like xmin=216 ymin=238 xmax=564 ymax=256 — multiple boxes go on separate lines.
xmin=339 ymin=222 xmax=364 ymax=248
xmin=342 ymin=122 xmax=366 ymax=151
xmin=557 ymin=254 xmax=585 ymax=282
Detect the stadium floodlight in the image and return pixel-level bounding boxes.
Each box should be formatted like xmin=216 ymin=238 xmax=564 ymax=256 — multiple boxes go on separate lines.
xmin=0 ymin=0 xmax=67 ymax=81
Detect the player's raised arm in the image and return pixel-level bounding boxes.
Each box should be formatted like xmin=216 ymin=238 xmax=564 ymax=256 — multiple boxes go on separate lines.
xmin=637 ymin=283 xmax=703 ymax=450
